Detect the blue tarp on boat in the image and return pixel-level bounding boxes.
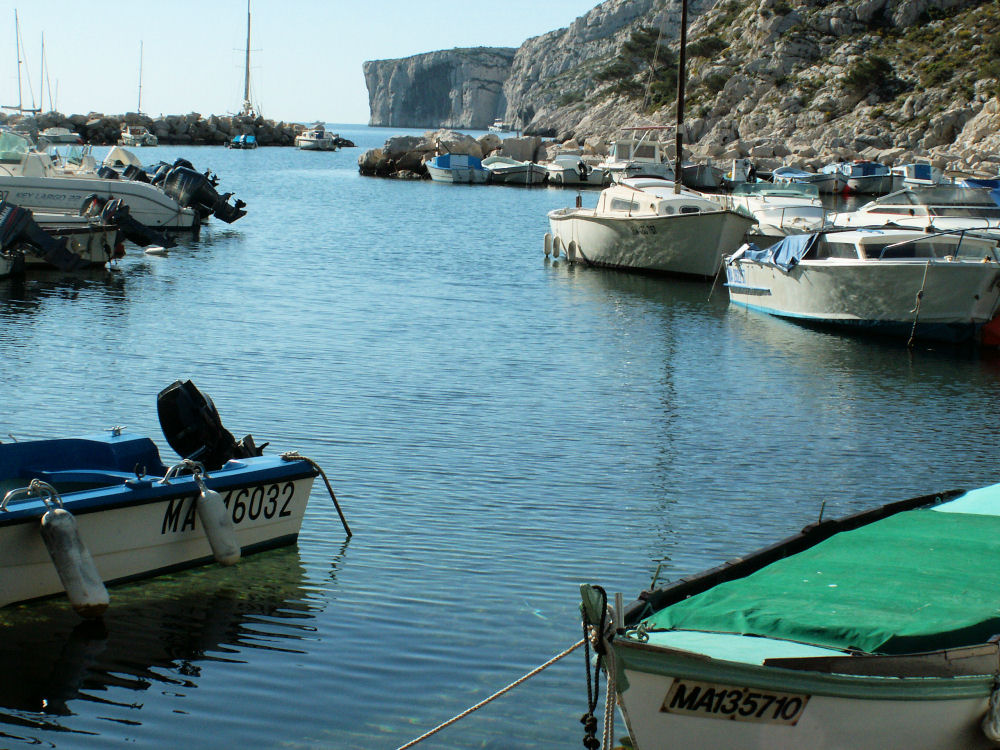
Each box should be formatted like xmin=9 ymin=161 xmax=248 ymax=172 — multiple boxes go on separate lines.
xmin=740 ymin=234 xmax=818 ymax=271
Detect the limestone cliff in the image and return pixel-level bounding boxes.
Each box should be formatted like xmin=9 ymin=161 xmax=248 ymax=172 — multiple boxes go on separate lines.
xmin=364 ymin=0 xmax=1000 ymax=175
xmin=363 ymin=48 xmax=516 ymax=129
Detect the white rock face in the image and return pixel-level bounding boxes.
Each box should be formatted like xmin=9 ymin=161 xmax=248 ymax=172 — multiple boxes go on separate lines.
xmin=364 ymin=47 xmax=516 ymax=129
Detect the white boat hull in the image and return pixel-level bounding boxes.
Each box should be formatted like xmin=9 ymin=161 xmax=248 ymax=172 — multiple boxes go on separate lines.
xmin=726 ymin=258 xmax=1000 ymax=341
xmin=613 ymin=645 xmax=997 ymax=750
xmin=426 ymin=164 xmax=488 ymax=184
xmin=0 ymin=175 xmax=199 ymax=231
xmin=0 ymin=473 xmax=316 ymax=607
xmin=549 ymin=208 xmax=754 ymax=278
xmin=846 ymin=173 xmax=895 ymax=195
xmin=775 ymin=172 xmax=846 ymax=195
xmin=485 ymin=163 xmax=546 ymax=185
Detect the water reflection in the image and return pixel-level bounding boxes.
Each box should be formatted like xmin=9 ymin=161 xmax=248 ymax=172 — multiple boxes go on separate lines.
xmin=0 ymin=547 xmax=324 ymax=720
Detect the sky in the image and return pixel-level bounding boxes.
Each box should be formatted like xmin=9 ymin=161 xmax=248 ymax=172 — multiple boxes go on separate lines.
xmin=0 ymin=0 xmax=601 ymax=124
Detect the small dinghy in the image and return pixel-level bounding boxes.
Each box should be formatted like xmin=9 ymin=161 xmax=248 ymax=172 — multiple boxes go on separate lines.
xmin=0 ymin=380 xmax=345 ymax=616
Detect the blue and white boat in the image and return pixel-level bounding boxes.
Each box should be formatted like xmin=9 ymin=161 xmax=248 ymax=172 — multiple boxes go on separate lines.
xmin=227 ymin=133 xmax=258 ymax=150
xmin=772 ymin=165 xmax=846 ymax=195
xmin=424 ymin=153 xmax=488 ymax=184
xmin=724 ymin=227 xmax=1000 ymax=343
xmin=823 ymin=160 xmax=893 ymax=195
xmin=890 ymin=162 xmax=947 ymax=190
xmin=582 ymin=480 xmax=1000 ymax=750
xmin=0 ymin=381 xmax=343 ymax=617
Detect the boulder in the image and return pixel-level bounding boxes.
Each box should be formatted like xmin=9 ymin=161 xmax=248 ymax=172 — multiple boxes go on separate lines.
xmin=501 ymin=135 xmax=542 ymax=161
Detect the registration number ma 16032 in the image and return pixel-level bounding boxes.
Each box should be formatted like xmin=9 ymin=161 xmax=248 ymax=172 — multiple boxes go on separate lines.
xmin=661 ymin=678 xmax=809 ymax=725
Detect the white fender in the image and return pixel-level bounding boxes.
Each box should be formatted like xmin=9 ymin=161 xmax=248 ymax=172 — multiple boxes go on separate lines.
xmin=552 ymin=235 xmax=562 ymax=258
xmin=567 ymin=241 xmax=579 ymax=262
xmin=195 ymin=477 xmax=241 ymax=565
xmin=543 ymin=232 xmax=553 ymax=256
xmin=40 ymin=508 xmax=110 ymax=617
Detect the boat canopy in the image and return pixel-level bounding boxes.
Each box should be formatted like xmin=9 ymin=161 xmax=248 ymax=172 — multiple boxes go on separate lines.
xmin=642 ymin=486 xmax=1000 ymax=655
xmin=732 ymin=182 xmax=820 ymax=199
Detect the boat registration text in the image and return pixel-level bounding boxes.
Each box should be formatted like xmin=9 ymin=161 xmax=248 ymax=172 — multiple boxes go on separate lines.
xmin=661 ymin=678 xmax=809 ymax=725
xmin=161 ymin=481 xmax=296 ymax=534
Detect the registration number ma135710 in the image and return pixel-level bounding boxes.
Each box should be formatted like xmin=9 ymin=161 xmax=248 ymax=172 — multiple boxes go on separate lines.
xmin=661 ymin=678 xmax=810 ymax=725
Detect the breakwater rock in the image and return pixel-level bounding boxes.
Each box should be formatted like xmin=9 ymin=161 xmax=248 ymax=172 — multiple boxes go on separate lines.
xmin=364 ymin=47 xmax=516 ymax=129
xmin=0 ymin=111 xmax=344 ymax=147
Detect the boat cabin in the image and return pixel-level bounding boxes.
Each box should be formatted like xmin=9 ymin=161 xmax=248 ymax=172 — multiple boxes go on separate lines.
xmin=596 ymin=179 xmax=721 ymax=217
xmin=855 ymin=186 xmax=1000 ymax=221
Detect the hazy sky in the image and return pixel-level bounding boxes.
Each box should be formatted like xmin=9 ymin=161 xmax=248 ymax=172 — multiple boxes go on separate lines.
xmin=0 ymin=0 xmax=600 ymax=124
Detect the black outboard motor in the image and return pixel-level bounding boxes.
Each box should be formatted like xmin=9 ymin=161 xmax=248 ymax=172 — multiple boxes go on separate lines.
xmin=160 ymin=166 xmax=247 ymax=224
xmin=0 ymin=201 xmax=89 ymax=270
xmin=150 ymin=163 xmax=172 ymax=187
xmin=97 ymin=165 xmax=120 ymax=180
xmin=172 ymin=157 xmax=195 ymax=171
xmin=80 ymin=195 xmax=176 ymax=249
xmin=121 ymin=164 xmax=151 ymax=183
xmin=157 ymin=380 xmax=265 ymax=471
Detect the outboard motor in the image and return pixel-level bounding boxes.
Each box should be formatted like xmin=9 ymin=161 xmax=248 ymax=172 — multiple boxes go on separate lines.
xmin=172 ymin=157 xmax=195 ymax=171
xmin=150 ymin=163 xmax=172 ymax=186
xmin=81 ymin=195 xmax=176 ymax=249
xmin=157 ymin=380 xmax=264 ymax=471
xmin=121 ymin=164 xmax=151 ymax=183
xmin=160 ymin=166 xmax=247 ymax=224
xmin=0 ymin=201 xmax=88 ymax=270
xmin=97 ymin=165 xmax=120 ymax=180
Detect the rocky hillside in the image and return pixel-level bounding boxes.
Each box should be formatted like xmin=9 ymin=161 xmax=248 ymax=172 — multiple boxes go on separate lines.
xmin=367 ymin=0 xmax=1000 ymax=175
xmin=364 ymin=48 xmax=516 ymax=129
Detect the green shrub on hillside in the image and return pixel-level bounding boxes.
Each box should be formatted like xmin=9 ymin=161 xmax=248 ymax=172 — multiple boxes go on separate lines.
xmin=594 ymin=25 xmax=678 ymax=110
xmin=688 ymin=35 xmax=728 ymax=59
xmin=841 ymin=55 xmax=903 ymax=101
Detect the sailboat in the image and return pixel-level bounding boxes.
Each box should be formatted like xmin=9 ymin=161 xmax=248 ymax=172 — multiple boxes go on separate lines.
xmin=118 ymin=42 xmax=158 ymax=147
xmin=3 ymin=10 xmax=40 ymax=114
xmin=239 ymin=0 xmax=258 ymax=119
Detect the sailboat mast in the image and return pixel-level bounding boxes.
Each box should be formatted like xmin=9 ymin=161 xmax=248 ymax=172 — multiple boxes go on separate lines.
xmin=138 ymin=41 xmax=143 ymax=113
xmin=673 ymin=0 xmax=688 ymax=194
xmin=12 ymin=10 xmax=23 ymax=111
xmin=242 ymin=0 xmax=252 ymax=115
xmin=39 ymin=33 xmax=43 ymax=113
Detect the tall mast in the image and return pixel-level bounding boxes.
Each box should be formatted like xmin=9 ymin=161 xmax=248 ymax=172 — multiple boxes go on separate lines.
xmin=137 ymin=41 xmax=143 ymax=113
xmin=38 ymin=32 xmax=43 ymax=112
xmin=4 ymin=11 xmax=39 ymax=113
xmin=673 ymin=0 xmax=688 ymax=194
xmin=241 ymin=0 xmax=254 ymax=117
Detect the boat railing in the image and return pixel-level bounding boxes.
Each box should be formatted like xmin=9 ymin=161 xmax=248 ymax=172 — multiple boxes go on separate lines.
xmin=874 ymin=227 xmax=1000 ymax=262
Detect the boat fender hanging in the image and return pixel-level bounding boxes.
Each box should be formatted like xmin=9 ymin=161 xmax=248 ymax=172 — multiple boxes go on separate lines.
xmin=194 ymin=473 xmax=241 ymax=565
xmin=25 ymin=481 xmax=109 ymax=618
xmin=567 ymin=241 xmax=578 ymax=262
xmin=983 ymin=682 xmax=1000 ymax=745
xmin=543 ymin=232 xmax=553 ymax=256
xmin=552 ymin=236 xmax=562 ymax=258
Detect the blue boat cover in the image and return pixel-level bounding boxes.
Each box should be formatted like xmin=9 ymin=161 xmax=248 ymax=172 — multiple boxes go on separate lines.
xmin=741 ymin=234 xmax=818 ymax=271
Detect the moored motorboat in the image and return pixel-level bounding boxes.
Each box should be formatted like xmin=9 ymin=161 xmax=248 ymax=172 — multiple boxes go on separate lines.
xmin=598 ymin=127 xmax=676 ymax=183
xmin=833 ymin=185 xmax=1000 ymax=235
xmin=724 ymin=228 xmax=1000 ymax=343
xmin=543 ymin=152 xmax=608 ymax=186
xmin=772 ymin=165 xmax=846 ymax=195
xmin=680 ymin=160 xmax=724 ymax=191
xmin=488 ymin=119 xmax=514 ymax=134
xmin=582 ymin=479 xmax=1000 ymax=750
xmin=823 ymin=160 xmax=893 ymax=195
xmin=546 ymin=177 xmax=755 ymax=279
xmin=891 ymin=161 xmax=948 ymax=190
xmin=295 ymin=125 xmax=336 ymax=151
xmin=424 ymin=153 xmax=488 ymax=184
xmin=0 ymin=380 xmax=342 ymax=617
xmin=722 ymin=182 xmax=827 ymax=243
xmin=118 ymin=124 xmax=158 ymax=147
xmin=481 ymin=155 xmax=546 ymax=185
xmin=228 ymin=133 xmax=258 ymax=149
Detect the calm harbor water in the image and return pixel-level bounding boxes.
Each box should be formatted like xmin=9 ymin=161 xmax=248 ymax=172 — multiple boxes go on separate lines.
xmin=3 ymin=125 xmax=1000 ymax=749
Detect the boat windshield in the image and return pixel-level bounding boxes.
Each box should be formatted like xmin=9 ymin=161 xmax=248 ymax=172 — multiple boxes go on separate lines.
xmin=733 ymin=183 xmax=819 ymax=199
xmin=0 ymin=129 xmax=31 ymax=162
xmin=47 ymin=143 xmax=91 ymax=165
xmin=860 ymin=234 xmax=999 ymax=261
xmin=873 ymin=186 xmax=999 ymax=208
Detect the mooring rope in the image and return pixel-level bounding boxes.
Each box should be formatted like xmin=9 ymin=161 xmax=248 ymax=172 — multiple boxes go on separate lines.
xmin=907 ymin=260 xmax=932 ymax=348
xmin=279 ymin=452 xmax=352 ymax=536
xmin=395 ymin=639 xmax=585 ymax=750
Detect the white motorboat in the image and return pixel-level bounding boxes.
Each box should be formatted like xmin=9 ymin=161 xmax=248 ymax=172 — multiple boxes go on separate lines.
xmin=481 ymin=155 xmax=545 ymax=185
xmin=118 ymin=124 xmax=158 ymax=147
xmin=424 ymin=153 xmax=488 ymax=184
xmin=36 ymin=127 xmax=83 ymax=147
xmin=891 ymin=162 xmax=948 ymax=190
xmin=680 ymin=161 xmax=724 ymax=191
xmin=722 ymin=182 xmax=829 ymax=243
xmin=581 ymin=480 xmax=1000 ymax=750
xmin=823 ymin=160 xmax=893 ymax=195
xmin=0 ymin=380 xmax=344 ymax=617
xmin=833 ymin=186 xmax=1000 ymax=235
xmin=598 ymin=127 xmax=676 ymax=183
xmin=772 ymin=165 xmax=847 ymax=195
xmin=725 ymin=228 xmax=1000 ymax=343
xmin=543 ymin=152 xmax=608 ymax=186
xmin=295 ymin=125 xmax=337 ymax=151
xmin=546 ymin=177 xmax=756 ymax=278
xmin=0 ymin=129 xmax=245 ymax=230
xmin=488 ymin=119 xmax=513 ymax=134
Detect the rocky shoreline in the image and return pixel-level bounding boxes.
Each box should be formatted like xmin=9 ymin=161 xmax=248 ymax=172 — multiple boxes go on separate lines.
xmin=0 ymin=111 xmax=328 ymax=147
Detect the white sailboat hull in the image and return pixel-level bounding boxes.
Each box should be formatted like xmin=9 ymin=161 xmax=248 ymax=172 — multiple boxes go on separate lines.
xmin=549 ymin=208 xmax=754 ymax=278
